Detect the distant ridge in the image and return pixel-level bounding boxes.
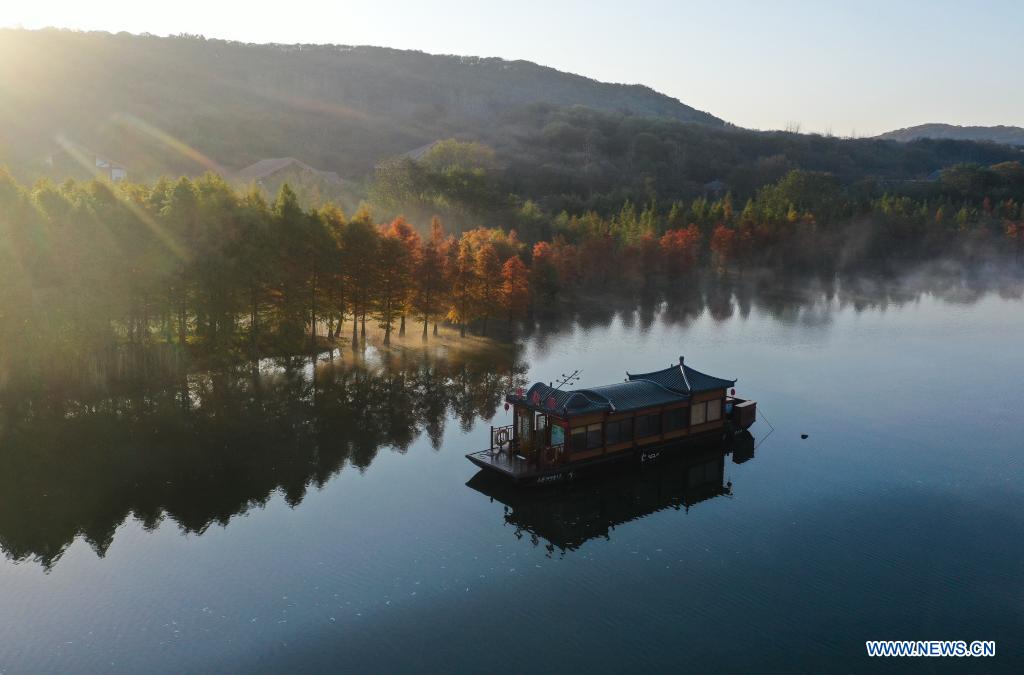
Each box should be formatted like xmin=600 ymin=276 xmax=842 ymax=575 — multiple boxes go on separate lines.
xmin=877 ymin=123 xmax=1024 ymax=147
xmin=0 ymin=28 xmax=723 ymax=178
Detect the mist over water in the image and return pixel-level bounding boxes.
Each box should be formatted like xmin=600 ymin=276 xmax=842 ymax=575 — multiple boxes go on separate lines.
xmin=1 ymin=272 xmax=1022 ymax=672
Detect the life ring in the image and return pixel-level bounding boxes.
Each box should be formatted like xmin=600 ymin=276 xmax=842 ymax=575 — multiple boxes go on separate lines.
xmin=495 ymin=428 xmax=510 ymax=446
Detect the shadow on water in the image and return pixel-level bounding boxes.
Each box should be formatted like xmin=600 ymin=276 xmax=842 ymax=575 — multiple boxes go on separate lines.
xmin=466 ymin=431 xmax=755 ymax=556
xmin=521 ymin=262 xmax=1024 ymax=351
xmin=0 ymin=344 xmax=527 ymax=569
xmin=1 ymin=265 xmax=1021 ymax=570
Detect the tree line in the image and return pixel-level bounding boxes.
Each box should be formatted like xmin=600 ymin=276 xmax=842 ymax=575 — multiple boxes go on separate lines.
xmin=0 ymin=169 xmax=536 ymax=363
xmin=2 ymin=164 xmax=1022 ymax=381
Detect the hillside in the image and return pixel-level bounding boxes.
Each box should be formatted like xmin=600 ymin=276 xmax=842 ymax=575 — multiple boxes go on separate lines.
xmin=2 ymin=28 xmax=1022 ymax=219
xmin=877 ymin=123 xmax=1024 ymax=146
xmin=0 ymin=28 xmax=722 ymax=179
xmin=369 ymin=106 xmax=1023 ymax=222
xmin=491 ymin=107 xmax=1023 ymax=211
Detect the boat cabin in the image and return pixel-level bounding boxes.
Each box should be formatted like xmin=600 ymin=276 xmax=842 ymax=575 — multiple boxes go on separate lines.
xmin=469 ymin=356 xmax=756 ymax=483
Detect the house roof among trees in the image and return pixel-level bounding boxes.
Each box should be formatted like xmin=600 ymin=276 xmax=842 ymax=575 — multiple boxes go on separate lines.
xmin=403 ymin=140 xmax=442 ymax=161
xmin=236 ymin=157 xmax=340 ymax=182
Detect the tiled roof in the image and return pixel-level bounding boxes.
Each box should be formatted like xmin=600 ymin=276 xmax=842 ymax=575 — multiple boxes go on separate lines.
xmin=580 ymin=381 xmax=683 ymax=412
xmin=508 ymin=356 xmax=735 ymax=417
xmin=627 ymin=356 xmax=736 ymax=394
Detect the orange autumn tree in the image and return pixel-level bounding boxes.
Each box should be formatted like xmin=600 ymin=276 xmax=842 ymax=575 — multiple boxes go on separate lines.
xmin=710 ymin=224 xmax=737 ymax=272
xmin=340 ymin=206 xmax=379 ymax=345
xmin=413 ymin=215 xmax=449 ymax=339
xmin=447 ymin=235 xmax=479 ymax=337
xmin=658 ymin=224 xmax=701 ymax=274
xmin=383 ymin=215 xmax=421 ymax=337
xmin=500 ymin=255 xmax=530 ymax=329
xmin=547 ymin=238 xmax=580 ymax=288
xmin=474 ymin=240 xmax=503 ymax=336
xmin=529 ymin=240 xmax=560 ymax=301
xmin=375 ymin=216 xmax=418 ymax=345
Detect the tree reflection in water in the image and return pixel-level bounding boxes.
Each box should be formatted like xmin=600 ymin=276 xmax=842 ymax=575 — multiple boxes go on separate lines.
xmin=1 ymin=266 xmax=1019 ymax=569
xmin=0 ymin=345 xmax=526 ymax=569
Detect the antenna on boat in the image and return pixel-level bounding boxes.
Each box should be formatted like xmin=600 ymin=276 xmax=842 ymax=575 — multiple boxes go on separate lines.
xmin=550 ymin=369 xmax=582 ymax=392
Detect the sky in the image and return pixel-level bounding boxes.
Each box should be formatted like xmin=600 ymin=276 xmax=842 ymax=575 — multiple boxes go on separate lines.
xmin=3 ymin=0 xmax=1022 ymax=136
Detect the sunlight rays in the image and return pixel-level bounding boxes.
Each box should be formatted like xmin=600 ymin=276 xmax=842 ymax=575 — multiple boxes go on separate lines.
xmin=54 ymin=135 xmax=187 ymax=259
xmin=110 ymin=113 xmax=224 ymax=174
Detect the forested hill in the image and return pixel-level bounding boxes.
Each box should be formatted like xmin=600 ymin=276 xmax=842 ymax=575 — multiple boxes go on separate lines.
xmin=877 ymin=124 xmax=1024 ymax=146
xmin=0 ymin=28 xmax=722 ymax=178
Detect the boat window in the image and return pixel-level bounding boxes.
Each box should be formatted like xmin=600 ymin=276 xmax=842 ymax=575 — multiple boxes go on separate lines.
xmin=550 ymin=424 xmax=565 ymax=446
xmin=690 ymin=402 xmax=707 ymax=426
xmin=635 ymin=413 xmax=661 ymax=438
xmin=706 ymin=399 xmax=722 ymax=422
xmin=606 ymin=417 xmax=633 ymax=445
xmin=620 ymin=417 xmax=633 ymax=442
xmin=664 ymin=407 xmax=687 ymax=431
xmin=586 ymin=423 xmax=603 ymax=449
xmin=570 ymin=426 xmax=586 ymax=451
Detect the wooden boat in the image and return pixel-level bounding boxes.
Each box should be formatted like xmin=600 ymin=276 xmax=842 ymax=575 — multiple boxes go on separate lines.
xmin=466 ymin=356 xmax=756 ymax=485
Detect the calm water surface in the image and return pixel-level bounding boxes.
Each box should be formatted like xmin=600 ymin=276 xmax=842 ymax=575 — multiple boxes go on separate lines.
xmin=1 ymin=281 xmax=1023 ymax=672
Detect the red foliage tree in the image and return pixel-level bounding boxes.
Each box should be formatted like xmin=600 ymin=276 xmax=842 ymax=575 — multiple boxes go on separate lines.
xmin=710 ymin=224 xmax=737 ymax=271
xmin=658 ymin=224 xmax=702 ymax=274
xmin=500 ymin=256 xmax=530 ymax=329
xmin=529 ymin=241 xmax=560 ymax=301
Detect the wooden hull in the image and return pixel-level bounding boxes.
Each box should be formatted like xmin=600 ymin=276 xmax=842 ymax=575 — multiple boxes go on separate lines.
xmin=467 ymin=425 xmax=752 ymax=487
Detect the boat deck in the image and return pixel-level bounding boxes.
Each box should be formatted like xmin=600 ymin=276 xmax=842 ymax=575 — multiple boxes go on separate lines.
xmin=466 ymin=449 xmax=539 ymax=481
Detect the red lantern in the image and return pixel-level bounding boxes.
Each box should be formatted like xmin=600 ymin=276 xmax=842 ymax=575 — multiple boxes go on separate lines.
xmin=504 ymin=402 xmax=510 ymax=411
xmin=531 ymin=391 xmax=541 ymax=405
xmin=515 ymin=387 xmax=524 ymax=398
xmin=546 ymin=396 xmax=557 ymax=409
xmin=730 ymin=387 xmax=736 ymax=395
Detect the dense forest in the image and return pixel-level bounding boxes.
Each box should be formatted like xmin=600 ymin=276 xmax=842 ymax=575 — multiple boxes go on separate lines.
xmin=3 ymin=158 xmax=1023 ymax=390
xmin=372 ymin=128 xmax=1024 ymax=227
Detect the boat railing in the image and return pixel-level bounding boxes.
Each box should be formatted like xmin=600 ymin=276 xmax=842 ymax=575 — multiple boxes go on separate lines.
xmin=490 ymin=424 xmax=516 ymax=454
xmin=543 ymin=443 xmax=565 ymax=466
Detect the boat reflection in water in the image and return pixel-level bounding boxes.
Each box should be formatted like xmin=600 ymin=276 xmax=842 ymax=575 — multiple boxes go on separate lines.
xmin=467 ymin=431 xmax=755 ymax=554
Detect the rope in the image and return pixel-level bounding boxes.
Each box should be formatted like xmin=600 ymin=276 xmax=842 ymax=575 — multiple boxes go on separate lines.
xmin=754 ymin=406 xmax=776 ymax=450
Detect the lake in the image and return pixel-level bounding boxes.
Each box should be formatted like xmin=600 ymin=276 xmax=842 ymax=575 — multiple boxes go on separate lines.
xmin=1 ymin=272 xmax=1023 ymax=672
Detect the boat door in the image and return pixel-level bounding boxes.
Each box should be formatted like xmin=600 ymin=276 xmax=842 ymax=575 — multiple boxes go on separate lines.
xmin=535 ymin=414 xmax=549 ymax=453
xmin=517 ymin=408 xmax=534 ymax=455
